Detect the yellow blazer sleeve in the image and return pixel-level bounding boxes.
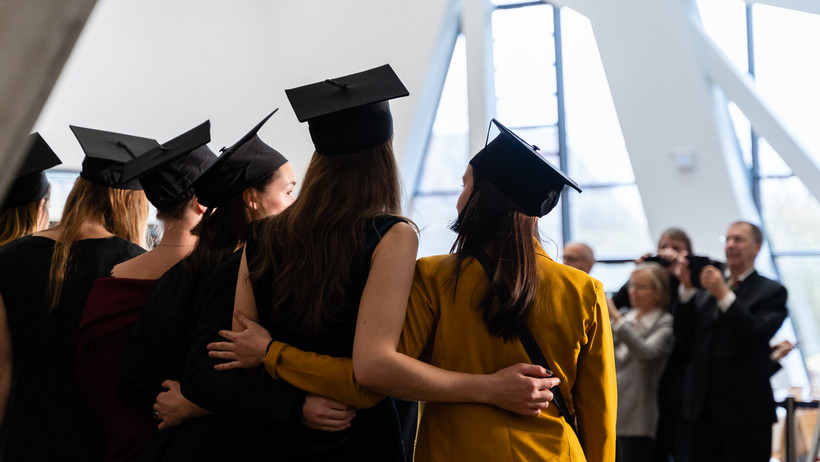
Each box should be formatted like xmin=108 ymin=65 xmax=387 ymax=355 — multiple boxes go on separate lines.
xmin=263 ymin=341 xmax=384 ymax=409
xmin=573 ymin=279 xmax=618 ymax=462
xmin=397 ymin=259 xmax=438 ymax=361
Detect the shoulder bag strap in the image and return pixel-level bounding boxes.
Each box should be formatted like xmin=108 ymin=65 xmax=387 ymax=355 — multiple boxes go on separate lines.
xmin=468 ymin=249 xmax=580 ymax=437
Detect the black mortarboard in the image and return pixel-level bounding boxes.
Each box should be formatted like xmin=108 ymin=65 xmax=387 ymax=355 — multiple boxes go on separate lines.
xmin=2 ymin=133 xmax=62 ymax=209
xmin=71 ymin=126 xmax=158 ymax=190
xmin=469 ymin=119 xmax=581 ymax=217
xmin=192 ymin=110 xmax=289 ymax=208
xmin=285 ymin=64 xmax=409 ymax=156
xmin=121 ymin=120 xmax=217 ymax=210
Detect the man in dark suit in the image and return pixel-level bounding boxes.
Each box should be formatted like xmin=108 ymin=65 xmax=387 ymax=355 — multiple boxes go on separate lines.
xmin=673 ymin=221 xmax=787 ymax=462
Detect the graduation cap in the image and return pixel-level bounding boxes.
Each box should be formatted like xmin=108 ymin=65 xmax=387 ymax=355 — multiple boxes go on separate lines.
xmin=1 ymin=133 xmax=62 ymax=209
xmin=192 ymin=110 xmax=288 ymax=208
xmin=469 ymin=119 xmax=581 ymax=217
xmin=70 ymin=125 xmax=158 ymax=190
xmin=121 ymin=120 xmax=217 ymax=210
xmin=285 ymin=64 xmax=409 ymax=156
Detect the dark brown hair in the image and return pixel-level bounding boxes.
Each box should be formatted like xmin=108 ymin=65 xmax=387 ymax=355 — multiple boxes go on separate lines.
xmin=251 ymin=141 xmax=409 ymax=336
xmin=449 ymin=170 xmax=561 ymax=341
xmin=658 ymin=227 xmax=692 ymax=254
xmin=183 ymin=173 xmax=277 ymax=274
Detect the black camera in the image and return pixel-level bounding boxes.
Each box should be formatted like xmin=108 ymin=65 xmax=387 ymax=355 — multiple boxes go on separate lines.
xmin=643 ymin=254 xmax=724 ymax=288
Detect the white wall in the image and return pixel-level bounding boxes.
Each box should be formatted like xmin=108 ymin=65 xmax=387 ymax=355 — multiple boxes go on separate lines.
xmin=35 ymin=0 xmax=451 ymax=184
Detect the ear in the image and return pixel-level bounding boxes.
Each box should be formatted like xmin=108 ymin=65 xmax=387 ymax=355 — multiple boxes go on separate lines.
xmin=242 ymin=188 xmax=258 ymax=210
xmin=191 ymin=196 xmax=208 ymax=215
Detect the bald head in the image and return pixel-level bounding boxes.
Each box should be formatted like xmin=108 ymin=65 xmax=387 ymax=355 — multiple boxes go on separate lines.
xmin=563 ymin=242 xmax=595 ymax=273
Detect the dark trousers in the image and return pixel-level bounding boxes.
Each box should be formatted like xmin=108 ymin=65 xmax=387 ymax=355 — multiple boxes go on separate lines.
xmin=651 ymin=408 xmax=691 ymax=462
xmin=617 ymin=436 xmax=653 ymax=462
xmin=689 ymin=411 xmax=772 ymax=462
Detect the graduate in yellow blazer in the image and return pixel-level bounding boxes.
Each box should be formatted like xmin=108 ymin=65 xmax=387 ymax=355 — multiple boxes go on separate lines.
xmin=211 ymin=118 xmax=617 ymax=462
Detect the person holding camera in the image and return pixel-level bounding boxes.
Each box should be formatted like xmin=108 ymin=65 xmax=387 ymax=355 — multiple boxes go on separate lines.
xmin=672 ymin=221 xmax=788 ymax=462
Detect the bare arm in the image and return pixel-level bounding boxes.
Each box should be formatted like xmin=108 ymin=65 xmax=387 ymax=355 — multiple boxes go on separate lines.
xmin=352 ymin=225 xmax=556 ymax=415
xmin=0 ymin=294 xmax=12 ymax=428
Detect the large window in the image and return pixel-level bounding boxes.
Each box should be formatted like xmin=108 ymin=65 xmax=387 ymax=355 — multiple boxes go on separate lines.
xmin=409 ymin=2 xmax=649 ymax=294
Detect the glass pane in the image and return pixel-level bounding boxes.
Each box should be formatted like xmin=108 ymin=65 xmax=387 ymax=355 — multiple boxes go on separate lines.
xmin=754 ymin=5 xmax=820 ymax=167
xmin=590 ymin=262 xmax=636 ymax=299
xmin=45 ymin=171 xmax=79 ymax=224
xmin=560 ymin=8 xmax=633 ymax=185
xmin=569 ymin=185 xmax=653 ymax=260
xmin=760 ymin=177 xmax=820 ymax=252
xmin=494 ymin=66 xmax=556 ymax=99
xmin=417 ymin=34 xmax=469 ymax=194
xmin=758 ymin=137 xmax=792 ymax=177
xmin=727 ymin=101 xmax=752 ymax=168
xmin=492 ymin=37 xmax=555 ymax=69
xmin=537 ymin=200 xmax=563 ymax=255
xmin=491 ymin=5 xmax=553 ymax=41
xmin=515 ymin=125 xmax=559 ymax=157
xmin=407 ymin=195 xmax=459 ymax=258
xmin=774 ymin=256 xmax=820 ymax=387
xmin=496 ymin=94 xmax=558 ymax=127
xmin=695 ymin=0 xmax=749 ymax=73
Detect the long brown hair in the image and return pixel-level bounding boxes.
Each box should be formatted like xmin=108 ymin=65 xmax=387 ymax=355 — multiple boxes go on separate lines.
xmin=449 ymin=169 xmax=561 ymax=341
xmin=183 ymin=172 xmax=277 ymax=274
xmin=48 ymin=177 xmax=148 ymax=309
xmin=251 ymin=141 xmax=407 ymax=336
xmin=0 ymin=189 xmax=48 ymax=246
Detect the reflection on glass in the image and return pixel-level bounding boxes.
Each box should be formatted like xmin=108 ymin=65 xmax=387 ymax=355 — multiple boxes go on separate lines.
xmin=775 ymin=256 xmax=820 ymax=386
xmin=761 ymin=177 xmax=820 ymax=252
xmin=569 ymin=185 xmax=653 ymax=259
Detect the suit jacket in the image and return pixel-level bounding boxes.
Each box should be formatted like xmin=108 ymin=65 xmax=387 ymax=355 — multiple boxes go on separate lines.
xmin=613 ymin=309 xmax=674 ymax=438
xmin=674 ymin=270 xmax=787 ymax=425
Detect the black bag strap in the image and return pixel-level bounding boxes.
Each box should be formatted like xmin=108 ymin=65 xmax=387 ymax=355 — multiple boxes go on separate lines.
xmin=468 ymin=249 xmax=579 ymax=437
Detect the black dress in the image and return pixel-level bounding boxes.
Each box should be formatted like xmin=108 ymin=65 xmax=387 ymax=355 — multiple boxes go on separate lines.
xmin=120 ymin=251 xmax=303 ymax=462
xmin=245 ymin=214 xmax=407 ymax=462
xmin=0 ymin=235 xmax=145 ymax=461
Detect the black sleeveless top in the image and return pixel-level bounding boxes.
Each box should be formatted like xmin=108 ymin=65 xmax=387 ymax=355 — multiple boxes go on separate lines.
xmin=244 ymin=214 xmax=407 ymax=462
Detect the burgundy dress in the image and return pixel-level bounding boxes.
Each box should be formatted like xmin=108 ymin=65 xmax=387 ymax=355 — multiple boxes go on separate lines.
xmin=76 ymin=277 xmax=160 ymax=462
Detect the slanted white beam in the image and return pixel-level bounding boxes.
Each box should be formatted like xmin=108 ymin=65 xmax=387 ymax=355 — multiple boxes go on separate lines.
xmin=463 ymin=0 xmax=497 ymax=154
xmin=0 ymin=0 xmax=97 ymax=204
xmin=691 ymin=22 xmax=820 ymax=202
xmin=743 ymin=0 xmax=820 ymax=16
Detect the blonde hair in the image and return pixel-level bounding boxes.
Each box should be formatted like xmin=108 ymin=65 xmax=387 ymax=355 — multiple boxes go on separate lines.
xmin=48 ymin=177 xmax=148 ymax=309
xmin=631 ymin=262 xmax=671 ymax=310
xmin=0 ymin=195 xmax=46 ymax=246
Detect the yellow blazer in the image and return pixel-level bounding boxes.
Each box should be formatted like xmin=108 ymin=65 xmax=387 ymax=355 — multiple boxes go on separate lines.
xmin=400 ymin=247 xmax=616 ymax=462
xmin=263 ymin=244 xmax=616 ymax=461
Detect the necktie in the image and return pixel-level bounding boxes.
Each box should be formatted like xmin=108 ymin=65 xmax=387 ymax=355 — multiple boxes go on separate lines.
xmin=727 ymin=275 xmax=739 ymax=292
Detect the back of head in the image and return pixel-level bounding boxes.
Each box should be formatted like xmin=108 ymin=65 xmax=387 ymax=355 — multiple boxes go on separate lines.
xmin=0 ymin=197 xmax=46 ymax=246
xmin=48 ymin=177 xmax=149 ymax=309
xmin=450 ymin=119 xmax=579 ymax=341
xmin=256 ymin=140 xmax=404 ymax=336
xmin=185 ymin=112 xmax=289 ymax=274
